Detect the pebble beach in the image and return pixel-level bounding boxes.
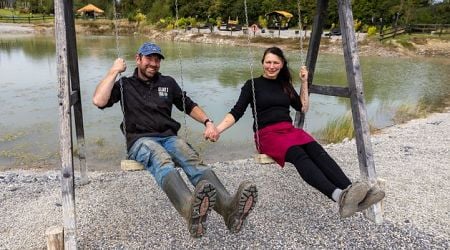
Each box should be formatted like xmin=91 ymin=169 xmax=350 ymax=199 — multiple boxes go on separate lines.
xmin=0 ymin=110 xmax=449 ymax=249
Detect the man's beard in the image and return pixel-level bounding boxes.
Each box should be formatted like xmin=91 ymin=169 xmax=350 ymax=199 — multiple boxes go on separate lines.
xmin=139 ymin=67 xmax=157 ymax=80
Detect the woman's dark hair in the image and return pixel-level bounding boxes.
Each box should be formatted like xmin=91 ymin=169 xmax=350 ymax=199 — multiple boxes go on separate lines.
xmin=261 ymin=47 xmax=295 ymax=100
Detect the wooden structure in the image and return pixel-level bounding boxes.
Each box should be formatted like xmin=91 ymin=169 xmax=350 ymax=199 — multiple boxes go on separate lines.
xmin=45 ymin=226 xmax=64 ymax=250
xmin=76 ymin=3 xmax=104 ymax=18
xmin=266 ymin=10 xmax=293 ymax=30
xmin=54 ymin=0 xmax=89 ymax=248
xmin=294 ymin=0 xmax=383 ymax=223
xmin=51 ymin=0 xmax=382 ymax=247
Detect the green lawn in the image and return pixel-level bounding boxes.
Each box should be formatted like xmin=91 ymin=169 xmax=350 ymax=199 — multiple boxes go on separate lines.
xmin=0 ymin=8 xmax=26 ymax=16
xmin=0 ymin=8 xmax=49 ymax=17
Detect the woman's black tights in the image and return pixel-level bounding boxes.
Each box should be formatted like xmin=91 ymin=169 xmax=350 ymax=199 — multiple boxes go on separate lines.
xmin=285 ymin=141 xmax=352 ymax=200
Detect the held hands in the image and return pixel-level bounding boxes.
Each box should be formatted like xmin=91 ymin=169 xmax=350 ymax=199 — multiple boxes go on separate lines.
xmin=299 ymin=66 xmax=309 ymax=113
xmin=203 ymin=122 xmax=220 ymax=142
xmin=112 ymin=58 xmax=127 ymax=74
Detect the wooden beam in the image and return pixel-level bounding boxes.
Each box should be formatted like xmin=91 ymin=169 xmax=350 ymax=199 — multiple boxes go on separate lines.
xmin=69 ymin=91 xmax=79 ymax=106
xmin=294 ymin=0 xmax=329 ymax=128
xmin=309 ymin=84 xmax=350 ymax=98
xmin=54 ymin=0 xmax=77 ymax=248
xmin=121 ymin=160 xmax=145 ymax=171
xmin=65 ymin=0 xmax=89 ymax=185
xmin=254 ymin=154 xmax=275 ymax=164
xmin=45 ymin=226 xmax=64 ymax=250
xmin=338 ymin=0 xmax=382 ymax=223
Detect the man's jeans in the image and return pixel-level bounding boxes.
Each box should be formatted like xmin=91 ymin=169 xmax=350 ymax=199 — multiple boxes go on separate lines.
xmin=128 ymin=136 xmax=207 ymax=187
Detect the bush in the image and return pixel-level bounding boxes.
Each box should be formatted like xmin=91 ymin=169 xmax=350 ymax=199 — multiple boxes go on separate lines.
xmin=258 ymin=15 xmax=267 ymax=28
xmin=354 ymin=19 xmax=362 ymax=32
xmin=216 ymin=17 xmax=222 ymax=27
xmin=135 ymin=12 xmax=146 ymax=26
xmin=176 ymin=17 xmax=188 ymax=28
xmin=367 ymin=26 xmax=377 ymax=36
xmin=155 ymin=18 xmax=166 ymax=29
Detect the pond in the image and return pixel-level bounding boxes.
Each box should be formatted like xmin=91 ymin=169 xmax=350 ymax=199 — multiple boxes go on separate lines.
xmin=0 ymin=34 xmax=449 ymax=170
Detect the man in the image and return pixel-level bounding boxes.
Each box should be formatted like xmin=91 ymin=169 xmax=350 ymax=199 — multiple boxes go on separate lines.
xmin=93 ymin=42 xmax=258 ymax=238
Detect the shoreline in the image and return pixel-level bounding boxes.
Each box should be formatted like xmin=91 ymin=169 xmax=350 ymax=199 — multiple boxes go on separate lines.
xmin=0 ymin=110 xmax=449 ymax=248
xmin=1 ymin=22 xmax=450 ymax=58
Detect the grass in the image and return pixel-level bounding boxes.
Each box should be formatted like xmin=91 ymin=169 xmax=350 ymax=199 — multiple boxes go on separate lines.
xmin=397 ymin=39 xmax=415 ymax=49
xmin=318 ymin=96 xmax=448 ymax=144
xmin=317 ymin=112 xmax=379 ymax=143
xmin=393 ymin=101 xmax=431 ymax=124
xmin=0 ymin=8 xmax=23 ymax=16
xmin=317 ymin=112 xmax=355 ymax=143
xmin=0 ymin=8 xmax=49 ymax=18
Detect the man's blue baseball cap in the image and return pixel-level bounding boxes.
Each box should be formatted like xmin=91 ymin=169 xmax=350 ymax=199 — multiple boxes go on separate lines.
xmin=137 ymin=42 xmax=165 ymax=59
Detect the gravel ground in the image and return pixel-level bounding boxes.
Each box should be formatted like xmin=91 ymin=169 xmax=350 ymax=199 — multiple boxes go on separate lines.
xmin=1 ymin=111 xmax=449 ymax=249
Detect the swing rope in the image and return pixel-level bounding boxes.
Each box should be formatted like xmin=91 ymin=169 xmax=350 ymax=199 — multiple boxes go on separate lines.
xmin=174 ymin=0 xmax=188 ymax=141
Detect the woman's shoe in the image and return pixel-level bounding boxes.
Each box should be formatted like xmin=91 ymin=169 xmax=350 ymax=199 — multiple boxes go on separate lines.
xmin=338 ymin=181 xmax=370 ymax=218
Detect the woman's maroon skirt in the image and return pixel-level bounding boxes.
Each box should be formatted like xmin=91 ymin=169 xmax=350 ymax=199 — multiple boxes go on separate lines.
xmin=254 ymin=121 xmax=315 ymax=167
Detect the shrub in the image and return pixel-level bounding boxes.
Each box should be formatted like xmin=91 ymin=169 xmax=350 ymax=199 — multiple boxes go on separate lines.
xmin=216 ymin=17 xmax=222 ymax=27
xmin=155 ymin=18 xmax=166 ymax=29
xmin=258 ymin=15 xmax=267 ymax=28
xmin=354 ymin=19 xmax=362 ymax=32
xmin=135 ymin=12 xmax=146 ymax=26
xmin=367 ymin=26 xmax=377 ymax=36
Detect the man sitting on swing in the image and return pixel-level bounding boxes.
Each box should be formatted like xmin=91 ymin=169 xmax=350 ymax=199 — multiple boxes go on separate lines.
xmin=93 ymin=42 xmax=258 ymax=238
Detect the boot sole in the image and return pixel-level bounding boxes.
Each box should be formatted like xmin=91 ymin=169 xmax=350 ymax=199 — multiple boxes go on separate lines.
xmin=189 ymin=181 xmax=216 ymax=238
xmin=227 ymin=183 xmax=258 ymax=233
xmin=340 ymin=182 xmax=369 ymax=218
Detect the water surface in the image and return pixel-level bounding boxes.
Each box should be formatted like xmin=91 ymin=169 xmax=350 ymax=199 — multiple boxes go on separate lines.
xmin=0 ymin=35 xmax=449 ymax=170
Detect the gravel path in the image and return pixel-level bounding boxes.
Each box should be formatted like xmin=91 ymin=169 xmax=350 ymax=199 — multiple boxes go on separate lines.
xmin=1 ymin=111 xmax=449 ymax=249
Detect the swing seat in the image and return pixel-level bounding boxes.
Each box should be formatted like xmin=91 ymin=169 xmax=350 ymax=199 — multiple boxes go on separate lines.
xmin=121 ymin=159 xmax=145 ymax=171
xmin=254 ymin=153 xmax=275 ymax=164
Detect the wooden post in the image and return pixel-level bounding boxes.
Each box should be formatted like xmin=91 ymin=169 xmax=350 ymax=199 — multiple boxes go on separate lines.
xmin=65 ymin=0 xmax=89 ymax=185
xmin=54 ymin=0 xmax=77 ymax=248
xmin=337 ymin=0 xmax=383 ymax=223
xmin=294 ymin=0 xmax=329 ymax=128
xmin=46 ymin=226 xmax=64 ymax=250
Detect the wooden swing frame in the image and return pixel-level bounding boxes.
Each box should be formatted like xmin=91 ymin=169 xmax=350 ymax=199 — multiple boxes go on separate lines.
xmin=52 ymin=0 xmax=383 ymax=248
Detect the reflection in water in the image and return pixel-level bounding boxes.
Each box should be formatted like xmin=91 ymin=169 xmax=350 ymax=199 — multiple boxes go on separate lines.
xmin=0 ymin=35 xmax=449 ymax=170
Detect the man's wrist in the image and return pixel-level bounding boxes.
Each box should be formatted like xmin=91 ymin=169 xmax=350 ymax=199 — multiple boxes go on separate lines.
xmin=203 ymin=118 xmax=213 ymax=126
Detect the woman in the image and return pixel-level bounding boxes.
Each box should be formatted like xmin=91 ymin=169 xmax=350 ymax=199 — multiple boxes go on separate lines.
xmin=212 ymin=47 xmax=384 ymax=218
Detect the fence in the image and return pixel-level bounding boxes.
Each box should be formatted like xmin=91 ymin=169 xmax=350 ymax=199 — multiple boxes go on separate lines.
xmin=379 ymin=23 xmax=450 ymax=40
xmin=0 ymin=15 xmax=54 ymax=23
xmin=0 ymin=15 xmax=108 ymax=24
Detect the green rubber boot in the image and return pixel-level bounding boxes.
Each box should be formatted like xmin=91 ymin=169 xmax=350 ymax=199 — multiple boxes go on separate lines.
xmin=200 ymin=169 xmax=258 ymax=233
xmin=162 ymin=170 xmax=216 ymax=238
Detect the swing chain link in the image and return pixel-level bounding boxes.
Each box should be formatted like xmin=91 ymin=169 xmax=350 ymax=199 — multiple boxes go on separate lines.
xmin=175 ymin=0 xmax=188 ymax=141
xmin=113 ymin=0 xmax=128 ymax=148
xmin=244 ymin=0 xmax=260 ymax=153
xmin=297 ymin=0 xmax=308 ymax=131
xmin=297 ymin=0 xmax=304 ymax=64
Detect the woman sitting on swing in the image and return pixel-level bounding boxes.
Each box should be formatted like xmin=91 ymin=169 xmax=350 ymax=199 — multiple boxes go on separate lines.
xmin=209 ymin=46 xmax=385 ymax=218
